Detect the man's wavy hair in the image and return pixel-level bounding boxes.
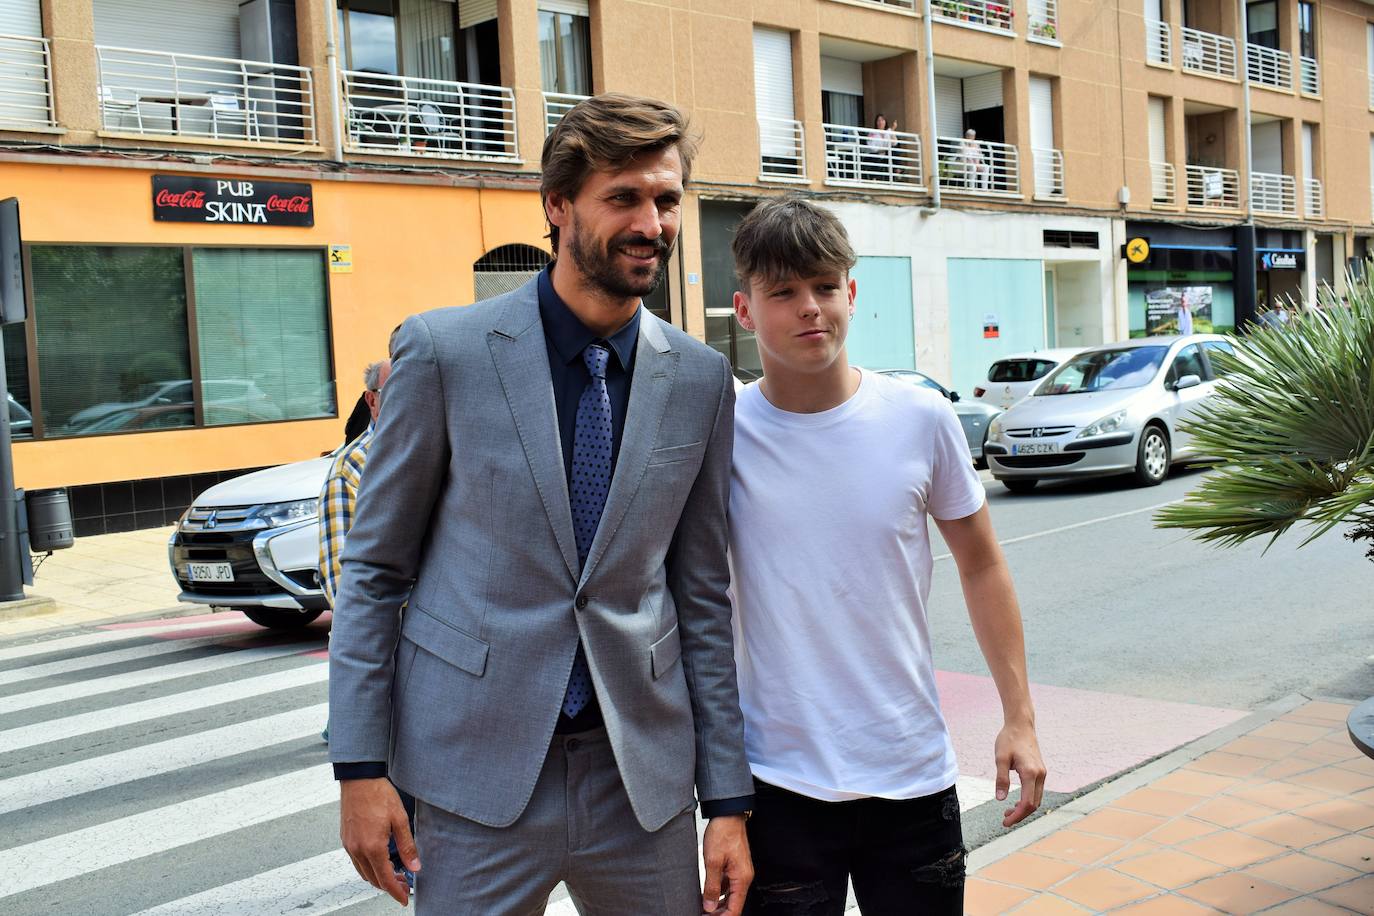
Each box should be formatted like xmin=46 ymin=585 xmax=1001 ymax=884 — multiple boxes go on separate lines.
xmin=541 ymin=93 xmax=698 ymax=252
xmin=731 ymin=196 xmax=857 ymax=290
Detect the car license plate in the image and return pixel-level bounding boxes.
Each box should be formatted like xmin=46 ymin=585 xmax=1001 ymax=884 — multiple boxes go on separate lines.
xmin=187 ymin=562 xmax=234 ymax=583
xmin=1011 ymin=442 xmax=1061 ymax=456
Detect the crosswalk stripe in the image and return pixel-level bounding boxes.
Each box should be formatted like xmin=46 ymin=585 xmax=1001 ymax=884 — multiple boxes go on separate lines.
xmin=0 ymin=633 xmax=269 ymax=688
xmin=0 ymin=764 xmax=337 ymax=899
xmin=0 ymin=663 xmax=327 ymax=754
xmin=0 ymin=618 xmax=254 ymax=664
xmin=135 ymin=849 xmax=376 ymax=915
xmin=0 ymin=703 xmax=328 ymax=815
xmin=0 ymin=643 xmax=316 ymax=716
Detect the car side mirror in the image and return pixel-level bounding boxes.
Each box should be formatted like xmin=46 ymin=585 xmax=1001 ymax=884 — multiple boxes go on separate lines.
xmin=1173 ymin=374 xmax=1202 ymax=391
xmin=949 ymin=390 xmax=961 ymax=403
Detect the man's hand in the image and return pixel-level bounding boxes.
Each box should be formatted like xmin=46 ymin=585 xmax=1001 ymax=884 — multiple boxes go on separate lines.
xmin=995 ymin=720 xmax=1047 ymax=828
xmin=701 ymin=814 xmax=752 ymax=916
xmin=340 ymin=778 xmax=420 ymax=906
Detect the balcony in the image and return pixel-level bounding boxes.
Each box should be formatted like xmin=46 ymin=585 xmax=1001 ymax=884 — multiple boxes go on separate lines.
xmin=1245 ymin=44 xmax=1292 ymax=91
xmin=342 ymin=71 xmax=518 ymax=162
xmin=1304 ymin=177 xmax=1323 ymax=219
xmin=1250 ymin=171 xmax=1296 ymax=216
xmin=1028 ymin=0 xmax=1058 ymax=42
xmin=1299 ymin=57 xmax=1319 ymax=96
xmin=1185 ymin=164 xmax=1240 ymax=209
xmin=1181 ymin=28 xmax=1238 ymax=80
xmin=931 ymin=0 xmax=1014 ymax=35
xmin=758 ymin=116 xmax=807 ymax=182
xmin=823 ymin=124 xmax=924 ymax=191
xmin=543 ymin=92 xmax=588 ymax=135
xmin=95 ymin=46 xmax=315 ymax=146
xmin=1146 ymin=20 xmax=1173 ymax=66
xmin=0 ymin=33 xmax=54 ymax=130
xmin=1151 ymin=161 xmax=1177 ymax=207
xmin=1032 ymin=147 xmax=1064 ymax=199
xmin=936 ymin=136 xmax=1020 ymax=197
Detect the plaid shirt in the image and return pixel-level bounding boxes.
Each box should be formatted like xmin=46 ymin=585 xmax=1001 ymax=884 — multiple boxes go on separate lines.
xmin=319 ymin=422 xmax=373 ymax=608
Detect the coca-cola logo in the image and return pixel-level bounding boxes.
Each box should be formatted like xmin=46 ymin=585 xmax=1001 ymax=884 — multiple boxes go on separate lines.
xmin=266 ymin=195 xmax=310 ymax=214
xmin=155 ymin=189 xmax=205 ymax=209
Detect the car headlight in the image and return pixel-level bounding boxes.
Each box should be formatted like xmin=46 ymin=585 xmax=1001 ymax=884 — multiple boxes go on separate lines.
xmin=253 ymin=499 xmax=319 ymax=528
xmin=1077 ymin=410 xmax=1128 ymax=439
xmin=988 ymin=416 xmax=1004 ymax=439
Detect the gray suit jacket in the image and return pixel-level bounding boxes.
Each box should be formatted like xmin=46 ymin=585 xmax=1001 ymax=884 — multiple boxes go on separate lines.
xmin=327 ymin=279 xmax=753 ymax=831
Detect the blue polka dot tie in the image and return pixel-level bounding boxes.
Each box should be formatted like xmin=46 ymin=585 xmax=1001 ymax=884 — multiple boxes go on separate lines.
xmin=563 ymin=342 xmax=613 ymax=718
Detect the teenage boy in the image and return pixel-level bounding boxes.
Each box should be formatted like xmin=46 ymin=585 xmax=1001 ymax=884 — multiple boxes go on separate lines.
xmin=728 ymin=196 xmax=1046 ymax=916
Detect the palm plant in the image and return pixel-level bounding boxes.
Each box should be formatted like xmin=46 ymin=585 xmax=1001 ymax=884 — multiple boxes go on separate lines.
xmin=1155 ymin=272 xmax=1374 ymax=559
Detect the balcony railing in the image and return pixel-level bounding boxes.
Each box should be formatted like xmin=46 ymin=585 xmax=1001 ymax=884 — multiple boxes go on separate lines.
xmin=758 ymin=116 xmax=807 ymax=181
xmin=1299 ymin=56 xmax=1319 ymax=95
xmin=96 ymin=46 xmax=315 ymax=145
xmin=857 ymin=0 xmax=916 ymax=8
xmin=1151 ymin=161 xmax=1176 ymax=206
xmin=1146 ymin=20 xmax=1173 ymax=65
xmin=1185 ymin=164 xmax=1240 ymax=209
xmin=342 ymin=71 xmax=517 ymax=161
xmin=1369 ymin=73 xmax=1374 ymax=108
xmin=0 ymin=33 xmax=54 ymax=129
xmin=936 ymin=136 xmax=1020 ymax=196
xmin=823 ymin=124 xmax=923 ymax=190
xmin=1028 ymin=0 xmax=1058 ymax=41
xmin=1305 ymin=177 xmax=1324 ymax=219
xmin=543 ymin=91 xmax=588 ymax=135
xmin=1245 ymin=43 xmax=1292 ymax=91
xmin=931 ymin=0 xmax=1014 ymax=34
xmin=1181 ymin=28 xmax=1238 ymax=79
xmin=1250 ymin=171 xmax=1296 ymax=216
xmin=1032 ymin=147 xmax=1064 ymax=198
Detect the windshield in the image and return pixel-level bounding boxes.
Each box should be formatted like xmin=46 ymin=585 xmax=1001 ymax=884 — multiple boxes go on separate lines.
xmin=1037 ymin=347 xmax=1168 ymax=395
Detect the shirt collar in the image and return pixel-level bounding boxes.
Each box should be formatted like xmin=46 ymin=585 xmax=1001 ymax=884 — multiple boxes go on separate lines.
xmin=537 ymin=265 xmax=640 ymax=372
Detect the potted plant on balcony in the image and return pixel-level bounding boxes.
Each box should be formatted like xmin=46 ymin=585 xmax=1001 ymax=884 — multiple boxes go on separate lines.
xmin=1032 ymin=21 xmax=1057 ymax=39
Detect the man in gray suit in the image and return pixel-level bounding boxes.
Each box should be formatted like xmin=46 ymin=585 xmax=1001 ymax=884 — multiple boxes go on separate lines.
xmin=329 ymin=93 xmax=755 ymax=915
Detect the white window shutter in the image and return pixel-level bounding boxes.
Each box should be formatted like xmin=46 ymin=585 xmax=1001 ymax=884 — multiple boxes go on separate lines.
xmin=460 ymin=0 xmax=499 ymax=29
xmin=753 ymin=28 xmax=795 ymax=122
xmin=93 ymin=0 xmax=242 ymax=60
xmin=1029 ymin=76 xmax=1053 ymax=150
xmin=934 ymin=75 xmax=963 ymax=139
xmin=962 ymin=72 xmax=1003 ymax=112
xmin=0 ymin=0 xmax=41 ymax=37
xmin=820 ymin=56 xmax=863 ymax=96
xmin=1148 ymin=97 xmax=1166 ymax=164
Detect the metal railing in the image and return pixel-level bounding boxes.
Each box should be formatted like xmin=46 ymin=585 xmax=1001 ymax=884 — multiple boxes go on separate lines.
xmin=1250 ymin=171 xmax=1296 ymax=216
xmin=1299 ymin=56 xmax=1319 ymax=95
xmin=936 ymin=136 xmax=1020 ymax=196
xmin=342 ymin=70 xmax=517 ymax=161
xmin=823 ymin=124 xmax=923 ymax=190
xmin=1146 ymin=20 xmax=1173 ymax=65
xmin=1304 ymin=177 xmax=1324 ymax=219
xmin=1028 ymin=0 xmax=1058 ymax=40
xmin=96 ymin=46 xmax=315 ymax=144
xmin=1185 ymin=164 xmax=1240 ymax=209
xmin=1032 ymin=147 xmax=1064 ymax=198
xmin=758 ymin=116 xmax=806 ymax=180
xmin=930 ymin=0 xmax=1014 ymax=33
xmin=858 ymin=0 xmax=916 ymax=8
xmin=1151 ymin=161 xmax=1176 ymax=206
xmin=1245 ymin=43 xmax=1292 ymax=90
xmin=1369 ymin=73 xmax=1374 ymax=109
xmin=1180 ymin=27 xmax=1238 ymax=79
xmin=543 ymin=91 xmax=588 ymax=135
xmin=0 ymin=33 xmax=54 ymax=129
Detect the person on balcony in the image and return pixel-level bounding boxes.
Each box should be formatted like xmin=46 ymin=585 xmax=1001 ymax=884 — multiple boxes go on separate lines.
xmin=863 ymin=114 xmax=897 ymax=182
xmin=961 ymin=129 xmax=990 ymax=190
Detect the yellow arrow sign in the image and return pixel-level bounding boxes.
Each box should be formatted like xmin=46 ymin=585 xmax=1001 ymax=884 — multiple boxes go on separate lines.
xmin=1126 ymin=238 xmax=1151 ymax=264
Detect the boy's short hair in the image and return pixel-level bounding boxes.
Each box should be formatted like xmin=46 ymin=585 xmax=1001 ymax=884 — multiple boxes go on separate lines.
xmin=731 ymin=196 xmax=857 ymax=290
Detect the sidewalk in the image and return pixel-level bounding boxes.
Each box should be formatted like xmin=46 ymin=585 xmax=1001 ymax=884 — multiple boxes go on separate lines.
xmin=966 ymin=698 xmax=1373 ymax=914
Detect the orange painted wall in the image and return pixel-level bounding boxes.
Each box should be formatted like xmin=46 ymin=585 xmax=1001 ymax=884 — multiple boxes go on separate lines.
xmin=4 ymin=161 xmax=547 ymax=489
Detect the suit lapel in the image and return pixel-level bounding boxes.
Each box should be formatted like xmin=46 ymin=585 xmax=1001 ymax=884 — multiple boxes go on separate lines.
xmin=487 ymin=294 xmax=580 ymax=583
xmin=579 ymin=314 xmax=679 ymax=587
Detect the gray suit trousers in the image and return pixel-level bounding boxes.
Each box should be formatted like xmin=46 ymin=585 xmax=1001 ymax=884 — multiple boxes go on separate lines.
xmin=414 ymin=729 xmax=700 ymax=916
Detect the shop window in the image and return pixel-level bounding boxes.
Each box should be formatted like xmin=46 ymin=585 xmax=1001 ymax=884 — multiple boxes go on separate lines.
xmin=3 ymin=323 xmax=30 ymax=440
xmin=473 ymin=244 xmax=551 ymax=301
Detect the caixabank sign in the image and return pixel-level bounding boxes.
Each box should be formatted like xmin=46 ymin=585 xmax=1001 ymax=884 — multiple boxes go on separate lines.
xmin=152 ymin=175 xmax=314 ymax=227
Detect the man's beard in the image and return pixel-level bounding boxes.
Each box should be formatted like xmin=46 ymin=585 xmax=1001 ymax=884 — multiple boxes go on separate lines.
xmin=569 ymin=216 xmax=673 ymax=299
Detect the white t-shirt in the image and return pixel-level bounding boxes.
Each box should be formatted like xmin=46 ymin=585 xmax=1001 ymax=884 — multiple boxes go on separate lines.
xmin=729 ymin=369 xmax=986 ymax=802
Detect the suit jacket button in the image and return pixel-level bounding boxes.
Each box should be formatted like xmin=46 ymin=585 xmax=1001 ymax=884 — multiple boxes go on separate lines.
xmin=576 ymin=595 xmax=589 ymax=610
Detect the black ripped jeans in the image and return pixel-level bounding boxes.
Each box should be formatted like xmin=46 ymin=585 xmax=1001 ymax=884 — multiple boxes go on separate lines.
xmin=743 ymin=779 xmax=965 ymax=916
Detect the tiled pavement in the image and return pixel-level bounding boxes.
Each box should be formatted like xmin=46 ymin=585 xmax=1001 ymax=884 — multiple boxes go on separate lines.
xmin=966 ymin=699 xmax=1374 ymax=915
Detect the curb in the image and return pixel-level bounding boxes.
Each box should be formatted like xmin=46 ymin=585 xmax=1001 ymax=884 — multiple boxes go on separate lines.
xmin=966 ymin=693 xmax=1310 ymax=873
xmin=0 ymin=593 xmax=58 ymax=621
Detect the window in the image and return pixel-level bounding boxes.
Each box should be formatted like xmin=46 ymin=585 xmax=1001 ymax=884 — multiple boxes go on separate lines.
xmin=1247 ymin=1 xmax=1279 ymax=50
xmin=1298 ymin=2 xmax=1316 ymax=59
xmin=1042 ymin=230 xmax=1099 ymax=249
xmin=338 ymin=0 xmax=399 ymax=74
xmin=22 ymin=246 xmax=334 ymax=440
xmin=1167 ymin=345 xmax=1206 ymax=385
xmin=990 ymin=359 xmax=1058 ymax=382
xmin=539 ymin=8 xmax=591 ymax=95
xmin=4 ymin=323 xmax=30 ymax=440
xmin=1041 ymin=347 xmax=1169 ymax=394
xmin=1201 ymin=340 xmax=1236 ymax=377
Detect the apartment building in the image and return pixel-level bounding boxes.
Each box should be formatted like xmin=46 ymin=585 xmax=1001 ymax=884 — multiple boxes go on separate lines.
xmin=0 ymin=0 xmax=1370 ymax=532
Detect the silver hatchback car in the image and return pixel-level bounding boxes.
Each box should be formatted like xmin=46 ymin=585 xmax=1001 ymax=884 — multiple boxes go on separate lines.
xmin=984 ymin=335 xmax=1236 ymax=492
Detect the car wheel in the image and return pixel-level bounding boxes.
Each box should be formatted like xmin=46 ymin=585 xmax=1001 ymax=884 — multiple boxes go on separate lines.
xmin=240 ymin=608 xmax=324 ymax=630
xmin=1002 ymin=478 xmax=1038 ymax=494
xmin=974 ymin=431 xmax=990 ymax=470
xmin=1133 ymin=425 xmax=1170 ymax=487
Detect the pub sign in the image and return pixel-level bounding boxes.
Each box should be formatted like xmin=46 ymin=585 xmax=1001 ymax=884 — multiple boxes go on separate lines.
xmin=152 ymin=175 xmax=314 ymax=227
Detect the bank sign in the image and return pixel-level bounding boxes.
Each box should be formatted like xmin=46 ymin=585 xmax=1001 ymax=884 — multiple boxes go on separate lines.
xmin=1259 ymin=251 xmax=1303 ymax=271
xmin=152 ymin=176 xmax=314 ymax=227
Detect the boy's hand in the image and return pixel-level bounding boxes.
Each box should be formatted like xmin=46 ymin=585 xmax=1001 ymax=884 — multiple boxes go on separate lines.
xmin=994 ymin=721 xmax=1046 ymax=828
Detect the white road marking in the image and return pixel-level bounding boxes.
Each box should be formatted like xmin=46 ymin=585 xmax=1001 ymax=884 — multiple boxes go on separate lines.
xmin=0 ymin=703 xmax=328 ymax=815
xmin=0 ymin=643 xmax=316 ymax=716
xmin=135 ymin=849 xmax=375 ymax=915
xmin=0 ymin=764 xmax=337 ymax=899
xmin=935 ymin=498 xmax=1183 ymax=561
xmin=0 ymin=663 xmax=327 ymax=754
xmin=0 ymin=633 xmax=264 ymax=688
xmin=0 ymin=618 xmax=249 ymax=664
